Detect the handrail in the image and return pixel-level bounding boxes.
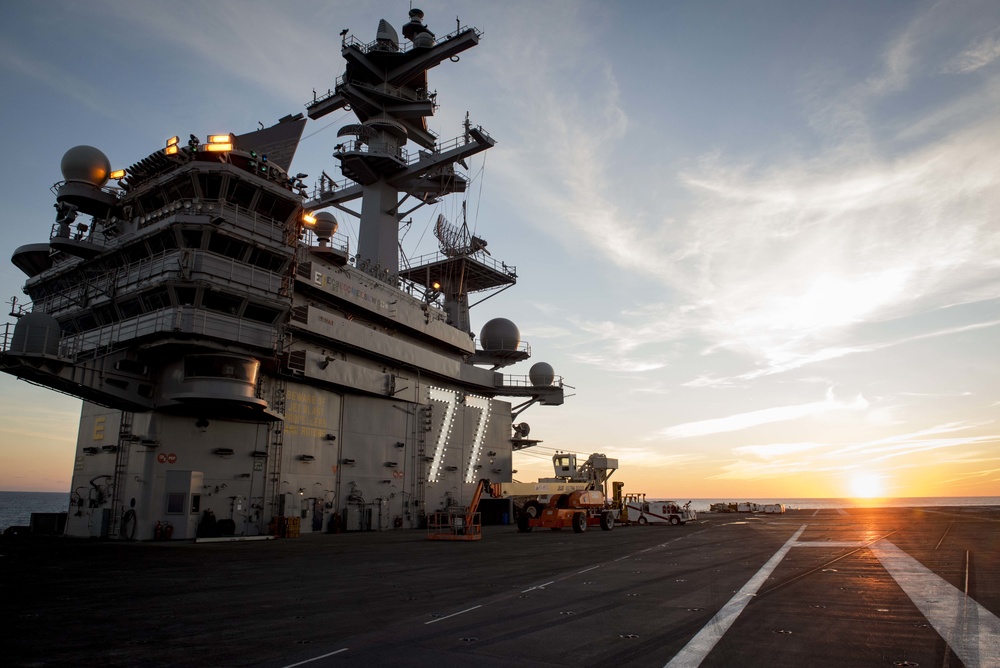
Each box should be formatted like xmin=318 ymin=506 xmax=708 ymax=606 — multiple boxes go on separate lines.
xmin=404 ymin=249 xmax=516 ymax=280
xmin=500 ymin=374 xmax=564 ymax=389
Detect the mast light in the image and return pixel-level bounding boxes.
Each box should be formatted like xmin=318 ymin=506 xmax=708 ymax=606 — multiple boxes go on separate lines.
xmin=166 ymin=136 xmax=180 ymax=147
xmin=302 ymin=212 xmax=317 ymax=226
xmin=205 ymin=133 xmax=234 ymax=152
xmin=109 ymin=169 xmax=126 ymax=180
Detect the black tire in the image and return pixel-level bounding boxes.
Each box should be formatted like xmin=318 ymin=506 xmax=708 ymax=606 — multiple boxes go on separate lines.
xmin=517 ymin=513 xmax=533 ymax=533
xmin=523 ymin=500 xmax=544 ymax=519
xmin=119 ymin=509 xmax=136 ymax=541
xmin=637 ymin=516 xmax=648 ymax=526
xmin=669 ymin=516 xmax=680 ymax=526
xmin=600 ymin=511 xmax=614 ymax=531
xmin=572 ymin=511 xmax=587 ymax=533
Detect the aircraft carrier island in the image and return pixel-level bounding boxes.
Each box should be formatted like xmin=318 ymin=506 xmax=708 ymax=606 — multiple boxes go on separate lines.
xmin=0 ymin=8 xmax=563 ymax=541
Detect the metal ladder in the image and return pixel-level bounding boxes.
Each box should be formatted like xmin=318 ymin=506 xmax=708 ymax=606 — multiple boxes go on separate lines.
xmin=108 ymin=411 xmax=134 ymax=539
xmin=267 ymin=377 xmax=286 ymax=527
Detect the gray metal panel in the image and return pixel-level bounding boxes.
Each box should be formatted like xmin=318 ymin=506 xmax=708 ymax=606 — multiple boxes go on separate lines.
xmin=299 ymin=306 xmax=463 ymax=379
xmin=304 ymin=263 xmax=474 ymax=352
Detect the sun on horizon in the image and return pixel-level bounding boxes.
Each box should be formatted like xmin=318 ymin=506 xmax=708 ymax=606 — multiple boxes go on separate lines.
xmin=847 ymin=472 xmax=887 ymax=499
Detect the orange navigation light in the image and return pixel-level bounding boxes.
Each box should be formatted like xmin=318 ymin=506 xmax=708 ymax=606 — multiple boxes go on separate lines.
xmin=109 ymin=169 xmax=126 ymax=180
xmin=205 ymin=133 xmax=234 ymax=152
xmin=302 ymin=212 xmax=317 ymax=226
xmin=165 ymin=145 xmax=179 ymax=155
xmin=166 ymin=136 xmax=180 ymax=147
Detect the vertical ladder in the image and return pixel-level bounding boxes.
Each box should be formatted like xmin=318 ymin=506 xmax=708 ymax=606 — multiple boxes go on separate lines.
xmin=415 ymin=404 xmax=432 ymax=520
xmin=267 ymin=377 xmax=287 ymax=527
xmin=109 ymin=411 xmax=134 ymax=539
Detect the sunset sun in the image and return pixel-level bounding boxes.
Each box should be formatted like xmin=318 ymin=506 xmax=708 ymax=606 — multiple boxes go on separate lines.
xmin=848 ymin=473 xmax=885 ymax=499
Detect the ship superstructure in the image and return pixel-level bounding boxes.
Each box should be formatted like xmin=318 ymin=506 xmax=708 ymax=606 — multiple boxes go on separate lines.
xmin=1 ymin=9 xmax=564 ymax=540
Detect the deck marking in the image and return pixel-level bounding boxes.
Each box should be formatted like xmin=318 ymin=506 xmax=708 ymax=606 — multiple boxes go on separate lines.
xmin=811 ymin=508 xmax=821 ymax=517
xmin=281 ymin=648 xmax=348 ymax=667
xmin=964 ymin=550 xmax=970 ymax=595
xmin=520 ymin=581 xmax=554 ymax=593
xmin=664 ymin=524 xmax=807 ymax=668
xmin=793 ymin=541 xmax=867 ymax=548
xmin=577 ymin=565 xmax=601 ymax=574
xmin=870 ymin=540 xmax=1000 ymax=668
xmin=935 ymin=522 xmax=953 ymax=550
xmin=835 ymin=507 xmax=849 ymax=516
xmin=423 ymin=604 xmax=482 ymax=625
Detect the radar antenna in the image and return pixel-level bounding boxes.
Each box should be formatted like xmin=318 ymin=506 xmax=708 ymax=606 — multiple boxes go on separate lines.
xmin=433 ymin=201 xmax=489 ymax=257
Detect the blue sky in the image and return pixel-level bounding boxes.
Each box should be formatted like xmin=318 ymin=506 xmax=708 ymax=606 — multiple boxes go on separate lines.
xmin=0 ymin=1 xmax=997 ymax=498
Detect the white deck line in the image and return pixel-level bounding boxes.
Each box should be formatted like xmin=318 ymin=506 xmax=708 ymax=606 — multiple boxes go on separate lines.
xmin=423 ymin=604 xmax=482 ymax=625
xmin=793 ymin=541 xmax=867 ymax=548
xmin=870 ymin=540 xmax=1000 ymax=668
xmin=281 ymin=647 xmax=348 ymax=667
xmin=664 ymin=525 xmax=807 ymax=668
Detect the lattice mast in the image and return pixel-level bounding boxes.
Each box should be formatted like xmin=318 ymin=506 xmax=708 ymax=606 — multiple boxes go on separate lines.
xmin=304 ymin=9 xmax=495 ymax=278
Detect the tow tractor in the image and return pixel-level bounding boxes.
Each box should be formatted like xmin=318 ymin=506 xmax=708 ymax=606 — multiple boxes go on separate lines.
xmin=624 ymin=493 xmax=697 ymax=525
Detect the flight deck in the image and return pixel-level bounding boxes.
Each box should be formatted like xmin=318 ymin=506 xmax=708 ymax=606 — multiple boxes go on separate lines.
xmin=3 ymin=505 xmax=997 ymax=667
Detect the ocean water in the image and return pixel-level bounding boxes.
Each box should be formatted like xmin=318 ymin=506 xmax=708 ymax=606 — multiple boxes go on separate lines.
xmin=0 ymin=491 xmax=70 ymax=532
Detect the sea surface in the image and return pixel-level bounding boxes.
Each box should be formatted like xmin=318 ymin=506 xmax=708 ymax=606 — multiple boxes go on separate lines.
xmin=2 ymin=491 xmax=999 ymax=532
xmin=0 ymin=491 xmax=70 ymax=532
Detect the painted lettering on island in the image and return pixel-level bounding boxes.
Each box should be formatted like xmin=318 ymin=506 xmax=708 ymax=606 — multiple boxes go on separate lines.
xmin=322 ymin=275 xmax=388 ymax=311
xmin=285 ymin=390 xmax=331 ymax=437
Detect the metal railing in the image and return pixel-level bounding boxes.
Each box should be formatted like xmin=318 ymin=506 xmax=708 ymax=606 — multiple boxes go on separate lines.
xmin=341 ymin=24 xmax=483 ymax=57
xmin=403 ymin=249 xmax=517 ymax=280
xmin=500 ymin=374 xmax=564 ymax=389
xmin=60 ymin=307 xmax=276 ymax=360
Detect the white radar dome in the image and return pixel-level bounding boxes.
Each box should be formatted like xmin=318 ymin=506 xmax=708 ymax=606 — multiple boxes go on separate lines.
xmin=314 ymin=212 xmax=339 ymax=240
xmin=529 ymin=362 xmax=555 ymax=387
xmin=60 ymin=145 xmax=112 ymax=187
xmin=480 ymin=318 xmax=520 ymax=352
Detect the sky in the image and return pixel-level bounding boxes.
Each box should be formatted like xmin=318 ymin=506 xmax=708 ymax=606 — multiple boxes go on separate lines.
xmin=0 ymin=1 xmax=997 ymax=499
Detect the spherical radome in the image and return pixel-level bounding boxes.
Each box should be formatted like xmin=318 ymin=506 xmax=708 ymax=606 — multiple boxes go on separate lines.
xmin=480 ymin=318 xmax=519 ymax=352
xmin=60 ymin=146 xmax=112 ymax=186
xmin=529 ymin=362 xmax=555 ymax=387
xmin=314 ymin=212 xmax=339 ymax=239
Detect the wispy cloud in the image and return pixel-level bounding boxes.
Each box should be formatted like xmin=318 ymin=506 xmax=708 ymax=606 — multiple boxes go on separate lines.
xmin=944 ymin=28 xmax=1000 ymax=73
xmin=501 ymin=2 xmax=1000 ymax=385
xmin=656 ymin=389 xmax=868 ymax=440
xmin=708 ymin=421 xmax=999 ymax=482
xmin=113 ymin=2 xmax=340 ymax=105
xmin=0 ymin=39 xmax=112 ymax=117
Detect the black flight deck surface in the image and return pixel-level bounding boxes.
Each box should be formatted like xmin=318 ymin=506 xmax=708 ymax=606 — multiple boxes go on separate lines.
xmin=2 ymin=506 xmax=997 ymax=667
